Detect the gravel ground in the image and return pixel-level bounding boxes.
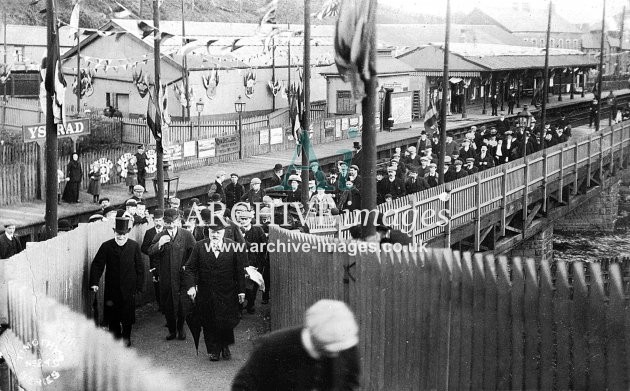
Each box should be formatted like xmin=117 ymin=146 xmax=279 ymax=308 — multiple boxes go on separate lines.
xmin=130 ymin=301 xmax=270 ymax=390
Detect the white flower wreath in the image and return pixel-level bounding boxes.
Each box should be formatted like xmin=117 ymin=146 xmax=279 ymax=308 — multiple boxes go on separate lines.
xmin=145 ymin=149 xmax=157 ymax=174
xmin=117 ymin=153 xmax=134 ymax=179
xmin=93 ymin=158 xmax=114 ymax=184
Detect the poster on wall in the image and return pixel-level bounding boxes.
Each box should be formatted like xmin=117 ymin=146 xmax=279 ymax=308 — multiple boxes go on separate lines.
xmin=341 ymin=118 xmax=349 ymax=134
xmin=216 ymin=135 xmax=240 ymax=156
xmin=335 ymin=119 xmax=342 ymax=138
xmin=198 ymin=138 xmax=216 ymax=158
xmin=324 ymin=119 xmax=335 ymax=138
xmin=390 ymin=92 xmax=413 ymax=125
xmin=183 ymin=141 xmax=196 ymax=157
xmin=260 ymin=128 xmax=270 ymax=145
xmin=270 ymin=127 xmax=283 ymax=144
xmin=164 ymin=143 xmax=183 ymax=161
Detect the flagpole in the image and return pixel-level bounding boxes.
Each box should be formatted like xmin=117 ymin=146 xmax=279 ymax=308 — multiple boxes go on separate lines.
xmin=597 ymin=0 xmax=606 ymax=132
xmin=618 ymin=4 xmax=625 ymax=76
xmin=272 ymin=36 xmax=276 ymax=111
xmin=76 ymin=27 xmax=81 ymax=118
xmin=181 ymin=0 xmax=190 ymax=121
xmin=540 ymin=0 xmax=552 ymax=149
xmin=361 ymin=0 xmax=378 ymax=239
xmin=154 ymin=0 xmax=165 ymax=210
xmin=44 ymin=0 xmax=58 ymax=237
xmin=301 ymin=0 xmax=311 ymax=209
xmin=439 ymin=0 xmax=450 ymax=185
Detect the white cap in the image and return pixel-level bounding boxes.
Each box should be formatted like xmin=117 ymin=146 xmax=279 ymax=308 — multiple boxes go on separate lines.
xmin=305 ymin=299 xmax=359 ymax=353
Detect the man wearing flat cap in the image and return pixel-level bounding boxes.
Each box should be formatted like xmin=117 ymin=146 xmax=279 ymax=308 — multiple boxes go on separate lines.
xmin=225 ymin=173 xmax=245 ymax=211
xmin=184 ymin=214 xmax=247 ymax=362
xmin=208 ymin=172 xmax=227 ymax=203
xmin=89 ymin=211 xmax=144 ymax=347
xmin=383 ymin=166 xmax=406 ymax=200
xmin=134 ymin=145 xmax=148 ymax=189
xmin=405 ymin=168 xmax=430 ymax=194
xmin=464 ymin=158 xmax=478 ymax=175
xmin=348 ymin=165 xmax=361 ymax=190
xmin=232 ymin=299 xmax=360 ymax=390
xmin=425 ymin=163 xmax=439 ymax=188
xmin=148 ymin=208 xmax=196 ymax=341
xmin=241 ymin=178 xmax=266 ymax=207
xmin=130 ymin=185 xmax=145 ymax=202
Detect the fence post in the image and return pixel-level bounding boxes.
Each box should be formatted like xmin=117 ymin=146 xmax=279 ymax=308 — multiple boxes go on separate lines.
xmin=598 ymin=133 xmax=604 ymax=183
xmin=444 ymin=187 xmax=452 ymax=248
xmin=522 ymin=155 xmax=529 ymax=238
xmin=542 ymin=151 xmax=548 ymax=213
xmin=610 ymin=127 xmax=616 ymax=176
xmin=621 ymin=123 xmax=626 ymax=169
xmin=474 ymin=176 xmax=481 ymax=251
xmin=573 ymin=140 xmax=579 ymax=195
xmin=500 ymin=167 xmax=507 ymax=237
xmin=586 ymin=135 xmax=592 ymax=188
xmin=558 ymin=146 xmax=564 ymax=202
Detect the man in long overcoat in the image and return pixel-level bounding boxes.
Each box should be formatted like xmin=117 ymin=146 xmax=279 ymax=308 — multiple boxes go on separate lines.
xmin=89 ymin=212 xmax=144 ymax=347
xmin=148 ymin=208 xmax=196 ymax=340
xmin=141 ymin=209 xmax=165 ymax=311
xmin=184 ymin=215 xmax=247 ymax=361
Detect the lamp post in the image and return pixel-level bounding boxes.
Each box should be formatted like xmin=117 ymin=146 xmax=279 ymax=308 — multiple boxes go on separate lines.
xmin=195 ymin=98 xmax=204 ymax=140
xmin=378 ymin=86 xmax=385 ymax=132
xmin=234 ymin=95 xmax=246 ymax=159
xmin=152 ymin=161 xmax=179 ymax=206
xmin=517 ymin=106 xmax=533 ymax=157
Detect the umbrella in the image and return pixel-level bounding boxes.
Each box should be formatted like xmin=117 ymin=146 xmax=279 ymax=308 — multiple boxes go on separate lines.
xmin=183 ymin=294 xmax=202 ymax=355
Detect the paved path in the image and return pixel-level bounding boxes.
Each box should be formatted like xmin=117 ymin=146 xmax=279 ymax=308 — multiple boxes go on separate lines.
xmin=132 ymin=301 xmax=269 ymax=391
xmin=1 ymin=89 xmax=622 ymax=232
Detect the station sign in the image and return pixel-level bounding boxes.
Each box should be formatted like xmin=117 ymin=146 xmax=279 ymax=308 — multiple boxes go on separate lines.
xmin=22 ymin=118 xmax=91 ymax=143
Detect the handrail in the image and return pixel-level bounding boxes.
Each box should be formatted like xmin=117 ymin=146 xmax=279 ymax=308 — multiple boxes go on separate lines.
xmin=307 ymin=122 xmax=629 ymax=241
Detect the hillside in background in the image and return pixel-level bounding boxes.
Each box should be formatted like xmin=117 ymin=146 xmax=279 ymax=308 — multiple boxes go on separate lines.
xmin=4 ymin=0 xmax=443 ymax=29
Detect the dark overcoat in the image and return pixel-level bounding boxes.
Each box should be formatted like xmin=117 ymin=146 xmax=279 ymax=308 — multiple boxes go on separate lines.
xmin=89 ymin=239 xmax=144 ymax=324
xmin=148 ymin=228 xmax=196 ymax=319
xmin=183 ymin=238 xmax=247 ymax=330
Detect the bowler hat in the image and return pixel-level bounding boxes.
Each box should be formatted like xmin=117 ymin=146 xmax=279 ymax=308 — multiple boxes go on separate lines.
xmin=153 ymin=209 xmax=164 ymax=219
xmin=273 ymin=163 xmax=283 ymax=171
xmin=163 ymin=208 xmax=179 ymax=223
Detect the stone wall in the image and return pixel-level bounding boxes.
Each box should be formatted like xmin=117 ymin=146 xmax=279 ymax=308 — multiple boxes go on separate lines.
xmin=555 ymin=179 xmax=620 ymax=233
xmin=508 ymin=225 xmax=554 ymax=262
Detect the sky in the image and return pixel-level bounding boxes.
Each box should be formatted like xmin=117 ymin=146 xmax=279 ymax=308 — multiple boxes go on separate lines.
xmin=383 ymin=0 xmax=630 ymax=25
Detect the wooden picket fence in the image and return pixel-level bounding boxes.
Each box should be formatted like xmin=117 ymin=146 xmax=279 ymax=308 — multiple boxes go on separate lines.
xmin=270 ymin=227 xmax=630 ymax=390
xmin=0 ymin=97 xmax=41 ymax=132
xmin=0 ymin=221 xmax=183 ymax=390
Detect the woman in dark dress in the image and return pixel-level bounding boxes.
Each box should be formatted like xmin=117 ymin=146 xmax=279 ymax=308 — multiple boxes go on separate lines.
xmin=62 ymin=153 xmax=83 ymax=203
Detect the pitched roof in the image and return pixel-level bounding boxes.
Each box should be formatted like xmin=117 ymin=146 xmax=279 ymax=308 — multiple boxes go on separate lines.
xmin=397 ymin=46 xmax=486 ymax=72
xmin=319 ymin=55 xmax=415 ymax=76
xmin=468 ymin=7 xmax=582 ymax=34
xmin=376 ymin=24 xmax=523 ymax=47
xmin=399 ymin=43 xmax=598 ymax=72
xmin=0 ymin=24 xmax=79 ymax=49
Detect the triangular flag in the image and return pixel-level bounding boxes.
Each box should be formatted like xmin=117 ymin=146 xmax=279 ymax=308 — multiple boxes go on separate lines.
xmin=137 ymin=21 xmax=156 ymax=40
xmin=111 ymin=1 xmax=132 ymax=18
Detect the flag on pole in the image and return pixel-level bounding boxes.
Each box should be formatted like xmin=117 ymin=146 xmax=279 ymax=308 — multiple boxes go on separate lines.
xmin=147 ymin=91 xmax=162 ymax=142
xmin=43 ymin=18 xmax=67 ymax=126
xmin=334 ymin=0 xmax=375 ymax=103
xmin=111 ymin=2 xmax=132 ymax=18
xmin=258 ymin=0 xmax=279 ymax=27
xmin=69 ymin=2 xmax=80 ymax=40
xmin=424 ymin=101 xmax=437 ymax=130
xmin=313 ymin=0 xmax=340 ymax=20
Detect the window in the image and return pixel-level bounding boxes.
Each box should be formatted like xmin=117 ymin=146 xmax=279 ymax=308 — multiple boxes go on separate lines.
xmin=13 ymin=46 xmax=24 ymax=62
xmin=540 ymin=39 xmax=545 ymax=46
xmin=574 ymin=39 xmax=579 ymax=49
xmin=550 ymin=38 xmax=555 ymax=47
xmin=106 ymin=93 xmax=112 ymax=107
xmin=558 ymin=39 xmax=563 ymax=48
xmin=336 ymin=90 xmax=355 ymax=114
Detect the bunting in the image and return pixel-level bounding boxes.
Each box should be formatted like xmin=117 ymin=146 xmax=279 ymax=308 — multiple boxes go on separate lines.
xmin=268 ymin=79 xmax=282 ymax=96
xmin=132 ymin=69 xmax=150 ymax=98
xmin=72 ymin=68 xmax=94 ymax=98
xmin=258 ymin=0 xmax=279 ymax=27
xmin=146 ymin=91 xmax=161 ymax=142
xmin=201 ymin=69 xmax=219 ymax=100
xmin=244 ymin=70 xmax=257 ymax=98
xmin=161 ymin=84 xmax=171 ymax=127
xmin=137 ymin=21 xmax=156 ymax=40
xmin=172 ymin=83 xmax=192 ymax=108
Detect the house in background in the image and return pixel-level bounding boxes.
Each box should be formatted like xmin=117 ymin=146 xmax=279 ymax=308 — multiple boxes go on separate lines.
xmin=465 ymin=2 xmax=583 ymax=50
xmin=1 ymin=24 xmax=78 ymax=98
xmin=61 ymin=19 xmax=332 ymax=118
xmin=319 ymin=48 xmax=415 ymax=129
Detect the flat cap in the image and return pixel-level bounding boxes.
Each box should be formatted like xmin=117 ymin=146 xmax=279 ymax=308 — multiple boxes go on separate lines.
xmin=350 ymin=165 xmax=359 ymax=171
xmin=466 ymin=158 xmax=475 ymax=163
xmin=454 ymin=160 xmax=463 ymax=165
xmin=251 ymin=177 xmax=261 ymax=185
xmin=133 ymin=185 xmax=144 ymax=191
xmin=125 ymin=199 xmax=137 ymax=207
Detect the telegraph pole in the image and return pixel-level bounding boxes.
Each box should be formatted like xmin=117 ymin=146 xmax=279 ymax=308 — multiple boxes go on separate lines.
xmin=272 ymin=36 xmax=276 ymax=111
xmin=541 ymin=0 xmax=552 ymax=149
xmin=597 ymin=0 xmax=606 ymax=132
xmin=361 ymin=0 xmax=378 ymax=239
xmin=615 ymin=5 xmax=626 ymax=76
xmin=3 ymin=5 xmax=8 ymax=132
xmin=76 ymin=27 xmax=81 ymax=116
xmin=181 ymin=0 xmax=190 ymax=121
xmin=44 ymin=0 xmax=58 ymax=237
xmin=154 ymin=0 xmax=165 ymax=209
xmin=301 ymin=0 xmax=310 ymax=209
xmin=438 ymin=0 xmax=450 ymax=185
